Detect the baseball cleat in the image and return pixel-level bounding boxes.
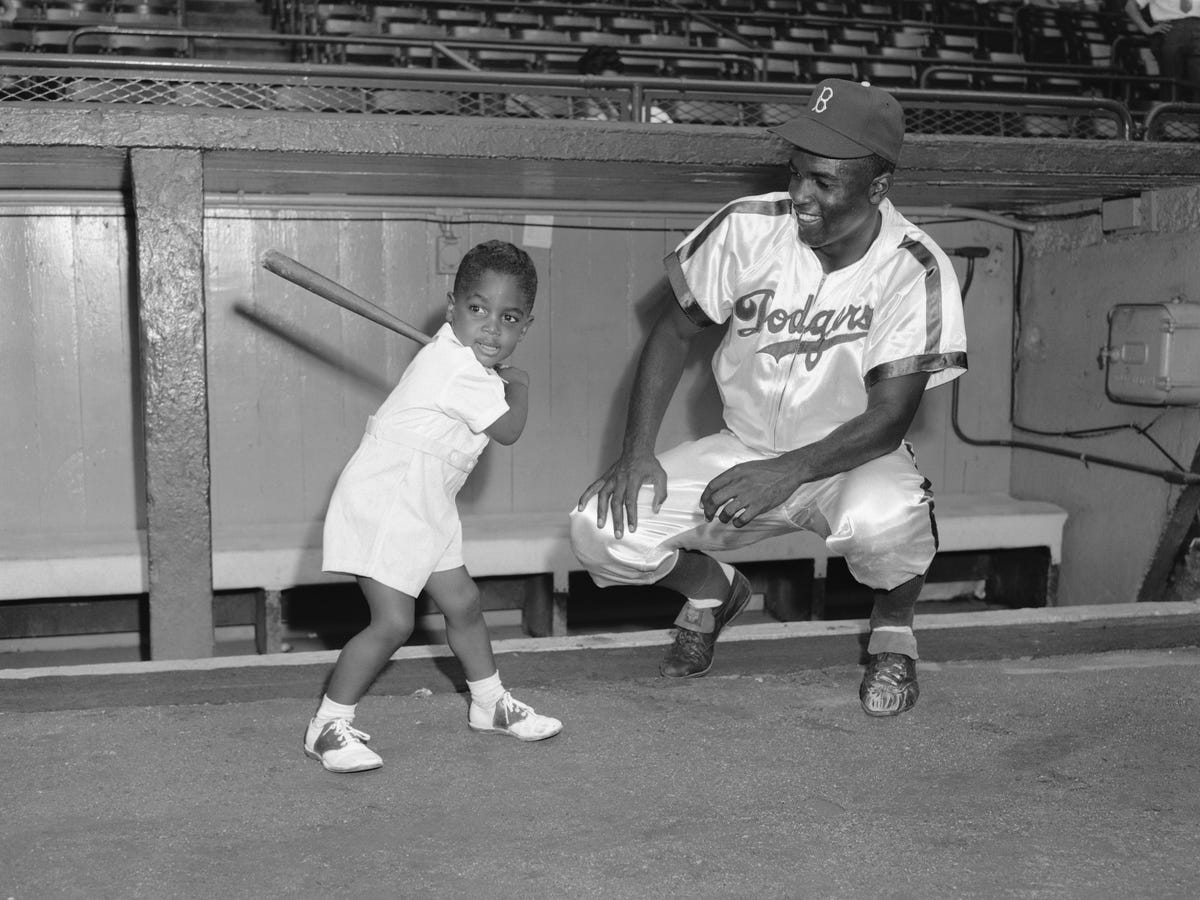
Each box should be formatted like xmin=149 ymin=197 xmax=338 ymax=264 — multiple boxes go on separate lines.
xmin=660 ymin=569 xmax=752 ymax=678
xmin=859 ymin=652 xmax=919 ymax=717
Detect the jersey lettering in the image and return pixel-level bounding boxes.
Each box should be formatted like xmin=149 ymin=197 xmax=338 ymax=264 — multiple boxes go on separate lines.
xmin=732 ymin=287 xmax=872 ymax=370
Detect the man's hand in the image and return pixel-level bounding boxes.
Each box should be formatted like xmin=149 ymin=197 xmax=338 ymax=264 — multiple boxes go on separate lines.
xmin=576 ymin=452 xmax=667 ymax=539
xmin=700 ymin=456 xmax=802 ymax=527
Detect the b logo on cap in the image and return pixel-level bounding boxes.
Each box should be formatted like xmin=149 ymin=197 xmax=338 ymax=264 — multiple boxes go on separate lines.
xmin=812 ymin=86 xmax=834 ymax=113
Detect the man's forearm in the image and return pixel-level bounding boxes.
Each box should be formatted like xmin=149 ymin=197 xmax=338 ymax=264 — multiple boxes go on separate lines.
xmin=621 ymin=320 xmax=690 ymax=456
xmin=780 ymin=406 xmax=910 ymax=486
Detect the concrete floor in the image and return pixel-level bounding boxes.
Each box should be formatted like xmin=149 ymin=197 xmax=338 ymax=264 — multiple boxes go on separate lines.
xmin=3 ymin=628 xmax=1200 ymax=899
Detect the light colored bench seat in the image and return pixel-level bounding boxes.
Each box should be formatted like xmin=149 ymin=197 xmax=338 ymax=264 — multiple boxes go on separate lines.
xmin=0 ymin=492 xmax=1067 ymax=649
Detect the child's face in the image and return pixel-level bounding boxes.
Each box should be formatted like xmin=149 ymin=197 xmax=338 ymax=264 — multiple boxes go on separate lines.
xmin=445 ymin=270 xmax=533 ymax=368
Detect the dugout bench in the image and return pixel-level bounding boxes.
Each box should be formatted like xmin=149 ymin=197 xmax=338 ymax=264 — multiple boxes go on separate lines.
xmin=0 ymin=492 xmax=1066 ymax=653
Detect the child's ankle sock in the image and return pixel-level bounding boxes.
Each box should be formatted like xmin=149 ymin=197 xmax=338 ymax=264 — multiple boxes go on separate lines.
xmin=466 ymin=671 xmax=505 ymax=710
xmin=314 ymin=694 xmax=357 ymax=725
xmin=687 ymin=560 xmax=738 ymax=610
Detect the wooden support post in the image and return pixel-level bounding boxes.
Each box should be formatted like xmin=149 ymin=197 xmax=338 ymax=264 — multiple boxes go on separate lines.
xmin=131 ymin=148 xmax=214 ymax=659
xmin=762 ymin=559 xmax=818 ymax=621
xmin=522 ymin=573 xmax=567 ymax=637
xmin=255 ymin=589 xmax=284 ymax=655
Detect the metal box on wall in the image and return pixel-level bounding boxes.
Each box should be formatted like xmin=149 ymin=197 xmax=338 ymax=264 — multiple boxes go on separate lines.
xmin=1104 ymin=301 xmax=1200 ymax=406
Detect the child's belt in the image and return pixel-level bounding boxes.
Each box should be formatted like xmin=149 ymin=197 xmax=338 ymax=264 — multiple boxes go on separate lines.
xmin=365 ymin=415 xmax=478 ymax=473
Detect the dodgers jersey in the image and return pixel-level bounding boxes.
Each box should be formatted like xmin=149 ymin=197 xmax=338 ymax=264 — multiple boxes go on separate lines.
xmin=665 ymin=193 xmax=968 ymax=455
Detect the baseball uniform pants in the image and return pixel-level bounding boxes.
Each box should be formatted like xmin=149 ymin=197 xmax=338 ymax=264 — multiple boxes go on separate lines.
xmin=570 ymin=431 xmax=938 ymax=592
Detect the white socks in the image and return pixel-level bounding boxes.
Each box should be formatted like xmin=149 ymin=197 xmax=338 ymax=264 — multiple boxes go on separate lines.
xmin=466 ymin=670 xmax=505 ymax=709
xmin=687 ymin=560 xmax=738 ymax=610
xmin=314 ymin=694 xmax=357 ymax=725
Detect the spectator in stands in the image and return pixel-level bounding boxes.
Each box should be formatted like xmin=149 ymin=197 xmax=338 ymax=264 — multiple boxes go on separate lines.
xmin=1125 ymin=0 xmax=1200 ymax=100
xmin=576 ymin=46 xmax=673 ymax=123
xmin=570 ymin=80 xmax=967 ymax=718
xmin=305 ymin=240 xmax=561 ymax=774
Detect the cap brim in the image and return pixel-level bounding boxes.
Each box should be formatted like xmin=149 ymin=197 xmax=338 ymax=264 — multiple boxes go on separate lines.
xmin=769 ymin=113 xmax=873 ymax=159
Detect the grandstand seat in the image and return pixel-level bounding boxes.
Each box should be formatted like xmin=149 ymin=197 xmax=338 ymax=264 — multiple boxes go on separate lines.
xmin=607 ymin=17 xmax=656 ymax=38
xmin=43 ymin=7 xmax=113 ymax=26
xmin=114 ymin=12 xmax=177 ymax=29
xmin=923 ymin=48 xmax=976 ymax=89
xmin=809 ymin=2 xmax=852 ymax=16
xmin=321 ymin=19 xmax=376 ymax=37
xmin=104 ymin=32 xmax=187 ymax=55
xmin=807 ymin=59 xmax=857 ymax=80
xmin=493 ymin=12 xmax=541 ymax=30
xmin=450 ymin=25 xmax=508 ymax=41
xmin=370 ymin=6 xmax=425 ymax=26
xmin=885 ymin=29 xmax=929 ymax=52
xmin=385 ymin=22 xmax=446 ymax=39
xmin=857 ymin=2 xmax=895 ymax=17
xmin=29 ymin=29 xmax=76 ymax=52
xmin=473 ymin=48 xmax=536 ymax=71
xmin=339 ymin=43 xmax=399 ymax=66
xmin=785 ymin=26 xmax=829 ymax=43
xmin=980 ymin=51 xmax=1029 ymax=92
xmin=518 ymin=29 xmax=571 ymax=46
xmin=833 ymin=26 xmax=878 ymax=48
xmin=734 ymin=23 xmax=775 ymax=44
xmin=537 ymin=51 xmax=580 ymax=75
xmin=574 ymin=31 xmax=625 ymax=47
xmin=549 ymin=15 xmax=598 ymax=36
xmin=861 ymin=60 xmax=916 ymax=88
xmin=433 ymin=9 xmax=484 ymax=27
xmin=761 ymin=56 xmax=798 ymax=81
xmin=670 ymin=56 xmax=729 ymax=79
xmin=770 ymin=39 xmax=816 ymax=57
xmin=313 ymin=4 xmax=362 ymax=23
xmin=638 ymin=33 xmax=692 ymax=50
xmin=937 ymin=31 xmax=980 ymax=53
xmin=0 ymin=27 xmax=29 ymax=50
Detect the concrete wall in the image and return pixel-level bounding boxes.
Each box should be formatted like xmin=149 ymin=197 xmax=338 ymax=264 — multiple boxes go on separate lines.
xmin=1013 ymin=185 xmax=1200 ymax=605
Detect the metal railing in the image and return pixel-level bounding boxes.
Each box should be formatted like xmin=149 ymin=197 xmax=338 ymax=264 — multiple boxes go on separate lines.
xmin=0 ymin=51 xmax=1141 ymax=140
xmin=1143 ymin=102 xmax=1200 ymax=142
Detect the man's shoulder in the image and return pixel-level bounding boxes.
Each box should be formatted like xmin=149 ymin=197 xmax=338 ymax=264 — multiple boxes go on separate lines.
xmin=717 ymin=191 xmax=792 ymax=221
xmin=879 ymin=200 xmax=953 ymax=265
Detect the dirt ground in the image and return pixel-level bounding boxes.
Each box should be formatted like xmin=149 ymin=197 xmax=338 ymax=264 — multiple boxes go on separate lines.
xmin=4 ymin=644 xmax=1200 ymax=900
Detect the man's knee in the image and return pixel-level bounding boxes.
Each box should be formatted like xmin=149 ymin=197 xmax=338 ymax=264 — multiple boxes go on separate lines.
xmin=568 ymin=505 xmax=675 ymax=587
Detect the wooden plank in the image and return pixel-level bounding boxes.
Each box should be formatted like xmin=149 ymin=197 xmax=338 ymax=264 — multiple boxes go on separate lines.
xmin=73 ymin=211 xmax=140 ymax=534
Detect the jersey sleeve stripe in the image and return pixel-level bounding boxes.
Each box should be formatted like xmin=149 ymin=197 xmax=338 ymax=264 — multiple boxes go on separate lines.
xmin=864 ymin=351 xmax=968 ymax=388
xmin=675 ymin=197 xmax=793 ymax=264
xmin=665 ymin=250 xmax=717 ymax=327
xmin=898 ymin=236 xmax=942 ymax=354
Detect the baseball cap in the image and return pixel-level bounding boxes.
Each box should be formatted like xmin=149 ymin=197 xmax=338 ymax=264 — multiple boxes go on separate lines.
xmin=769 ymin=79 xmax=905 ymax=165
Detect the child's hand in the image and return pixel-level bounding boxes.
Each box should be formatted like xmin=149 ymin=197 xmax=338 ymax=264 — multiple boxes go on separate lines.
xmin=497 ymin=365 xmax=529 ymax=387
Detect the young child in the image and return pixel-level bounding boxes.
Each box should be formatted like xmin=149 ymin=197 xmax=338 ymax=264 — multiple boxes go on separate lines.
xmin=305 ymin=239 xmax=562 ymax=774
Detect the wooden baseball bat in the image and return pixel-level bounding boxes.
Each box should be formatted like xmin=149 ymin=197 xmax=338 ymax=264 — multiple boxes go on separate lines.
xmin=260 ymin=249 xmax=431 ymax=346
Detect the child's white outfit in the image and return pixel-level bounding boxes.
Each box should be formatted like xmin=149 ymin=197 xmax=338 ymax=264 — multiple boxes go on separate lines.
xmin=323 ymin=322 xmax=508 ymax=592
xmin=311 ymin=322 xmax=562 ymax=773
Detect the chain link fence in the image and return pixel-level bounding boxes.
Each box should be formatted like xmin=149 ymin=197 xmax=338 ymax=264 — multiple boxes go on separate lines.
xmin=0 ymin=54 xmax=1139 ymax=140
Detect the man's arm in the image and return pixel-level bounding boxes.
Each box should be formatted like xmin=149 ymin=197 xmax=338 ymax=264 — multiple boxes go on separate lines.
xmin=577 ymin=296 xmax=705 ymax=538
xmin=700 ymin=370 xmax=931 ymax=526
xmin=1125 ymin=0 xmax=1169 ymax=34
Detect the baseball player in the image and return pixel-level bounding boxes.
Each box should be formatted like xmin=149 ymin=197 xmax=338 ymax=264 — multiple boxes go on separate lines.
xmin=306 ymin=240 xmax=562 ymax=774
xmin=570 ymin=80 xmax=967 ymax=717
